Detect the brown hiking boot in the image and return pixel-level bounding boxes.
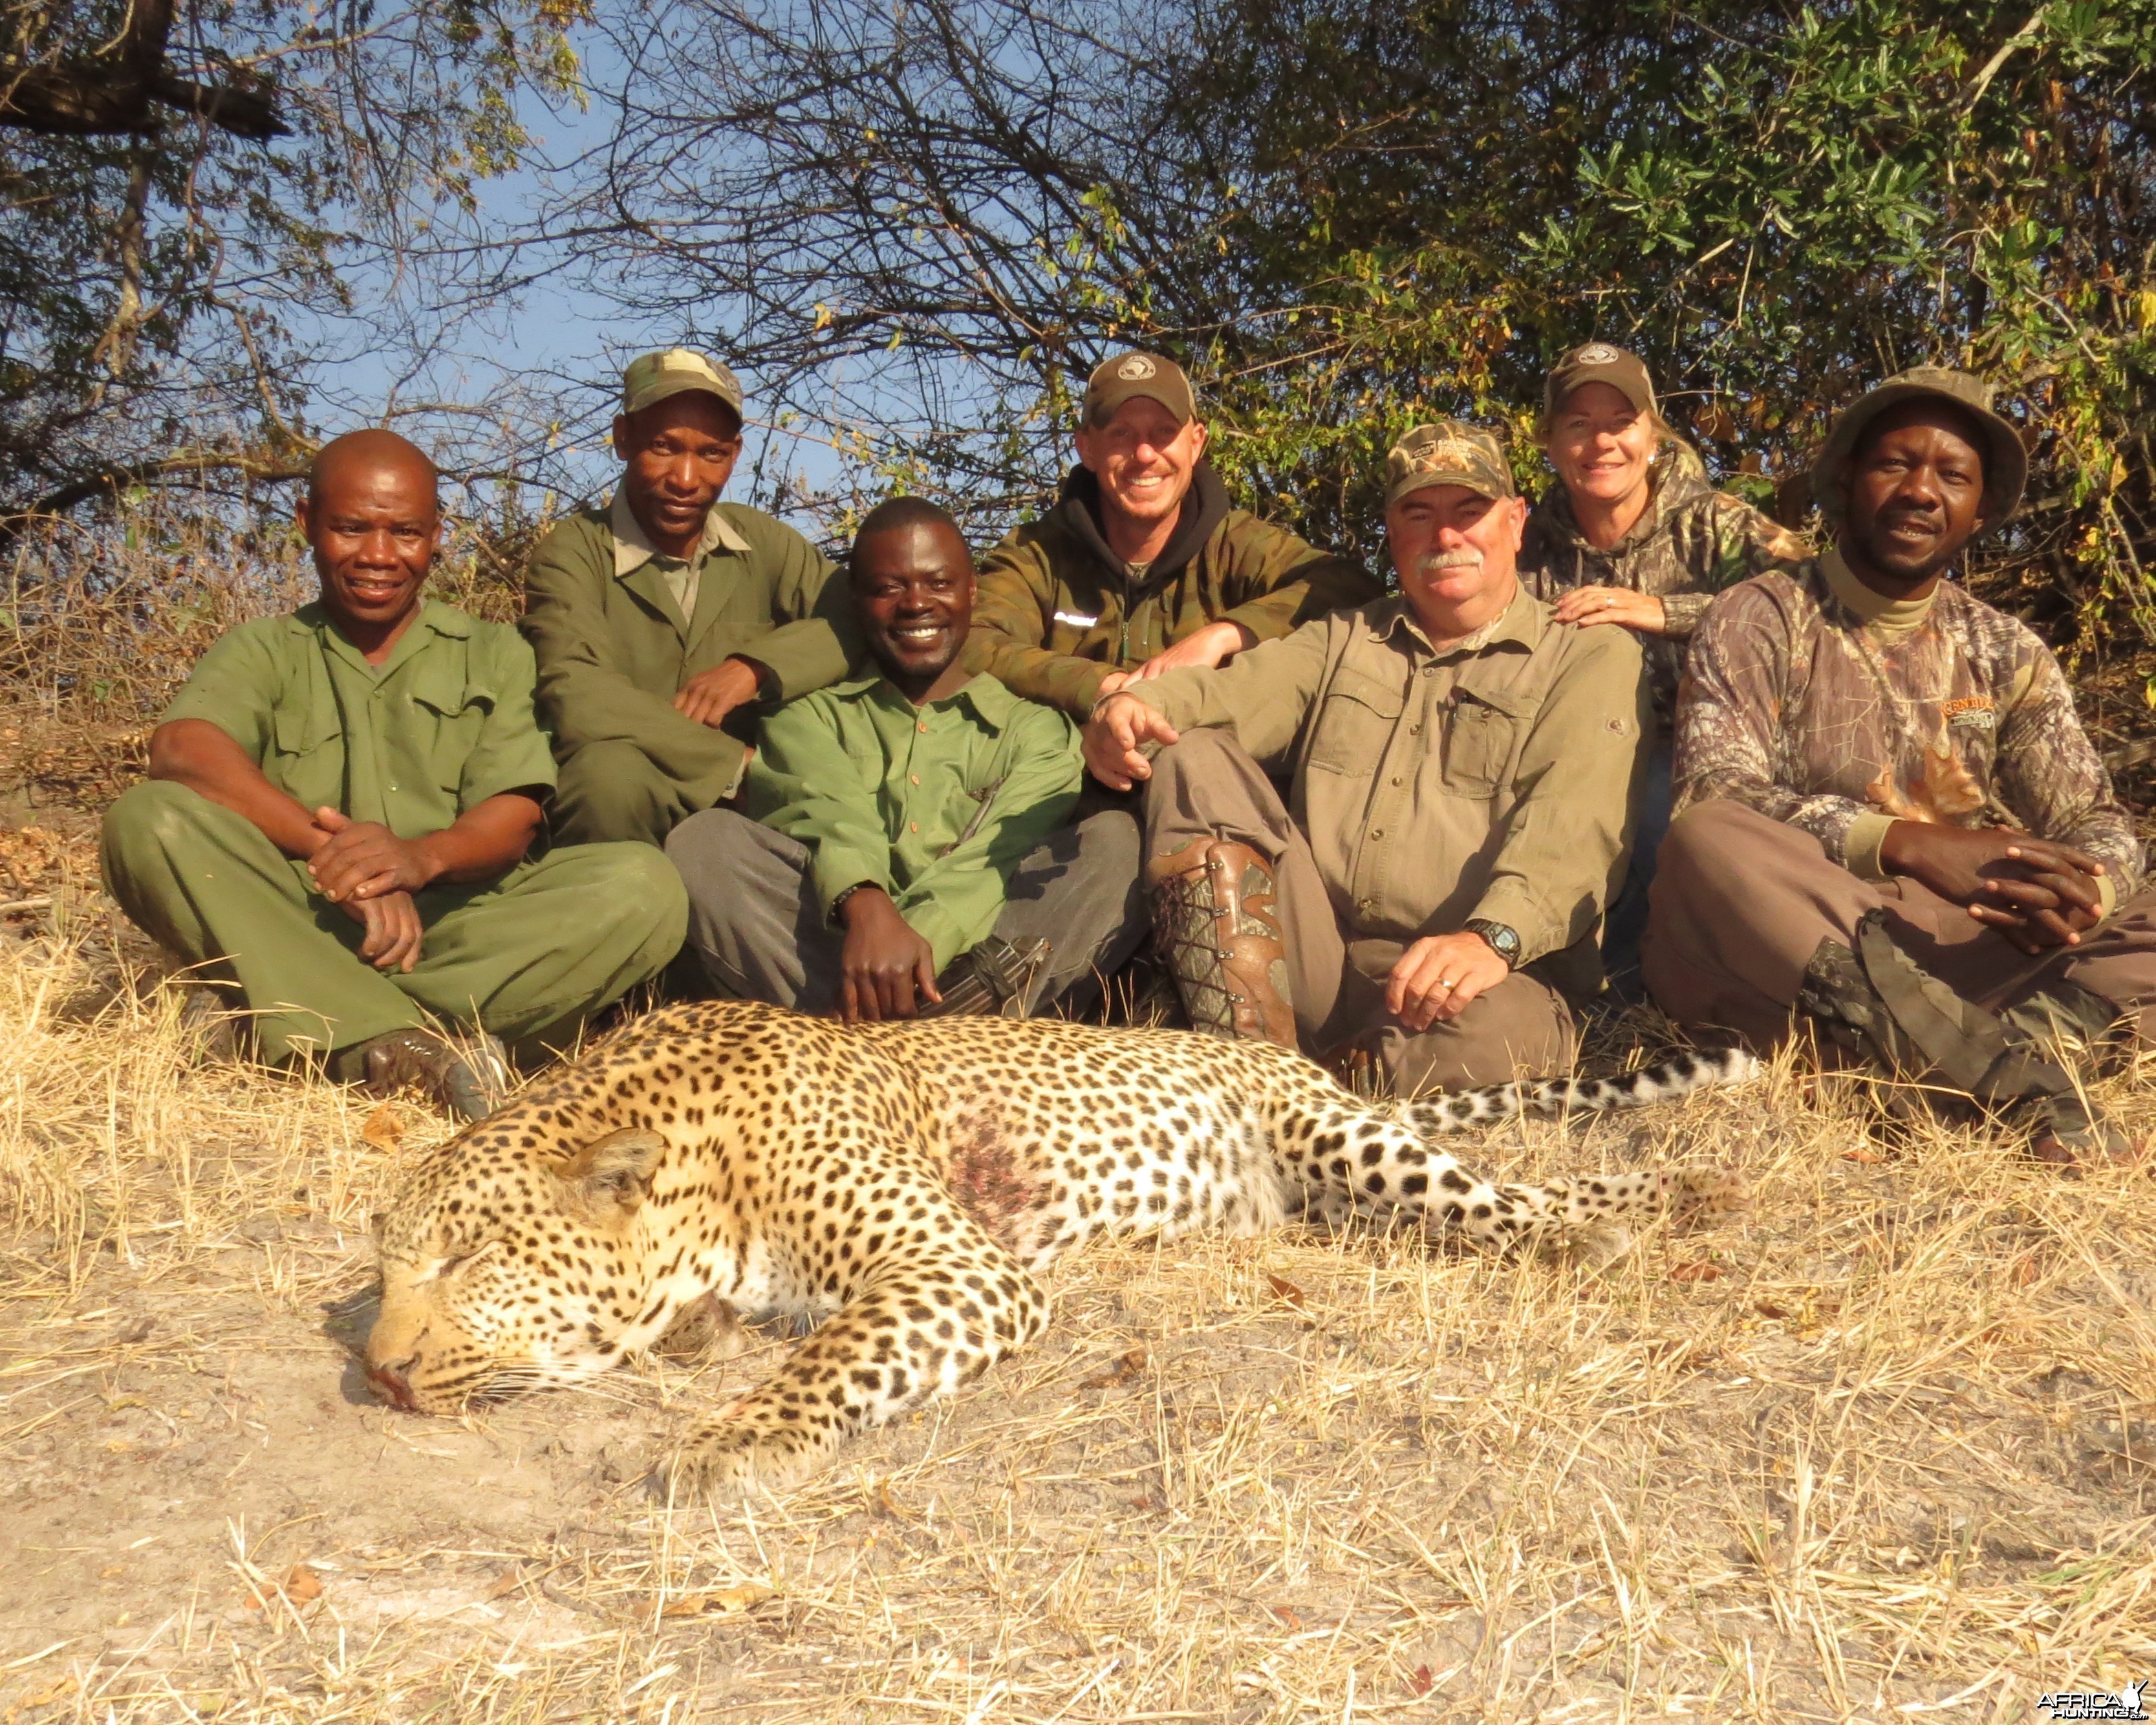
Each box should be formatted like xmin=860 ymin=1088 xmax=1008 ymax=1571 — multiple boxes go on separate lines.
xmin=354 ymin=1028 xmax=512 ymax=1123
xmin=1145 ymin=839 xmax=1297 ymax=1047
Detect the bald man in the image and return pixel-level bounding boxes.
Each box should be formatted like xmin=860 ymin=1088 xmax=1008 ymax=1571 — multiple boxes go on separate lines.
xmin=100 ymin=430 xmax=687 ymax=1119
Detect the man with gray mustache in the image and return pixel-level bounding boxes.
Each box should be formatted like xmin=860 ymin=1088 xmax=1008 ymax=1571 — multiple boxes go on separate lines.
xmin=1083 ymin=422 xmax=1651 ymax=1093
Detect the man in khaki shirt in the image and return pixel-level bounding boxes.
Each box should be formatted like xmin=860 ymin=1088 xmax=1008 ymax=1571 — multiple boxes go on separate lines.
xmin=1084 ymin=422 xmax=1649 ymax=1093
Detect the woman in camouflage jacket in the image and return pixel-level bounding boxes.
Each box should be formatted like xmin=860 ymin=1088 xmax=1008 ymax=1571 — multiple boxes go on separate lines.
xmin=1518 ymin=342 xmax=1811 ymax=993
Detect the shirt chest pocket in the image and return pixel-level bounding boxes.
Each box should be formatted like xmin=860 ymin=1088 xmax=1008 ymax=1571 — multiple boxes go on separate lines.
xmin=1306 ymin=667 xmax=1405 ymax=777
xmin=1441 ymin=686 xmax=1533 ymax=796
xmin=272 ymin=706 xmax=339 ymax=759
xmin=408 ymin=671 xmax=497 ymax=791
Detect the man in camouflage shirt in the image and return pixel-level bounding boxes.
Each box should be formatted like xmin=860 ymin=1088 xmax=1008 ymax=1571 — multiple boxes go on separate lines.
xmin=961 ymin=352 xmax=1381 ymax=720
xmin=1647 ymin=367 xmax=2155 ymax=1165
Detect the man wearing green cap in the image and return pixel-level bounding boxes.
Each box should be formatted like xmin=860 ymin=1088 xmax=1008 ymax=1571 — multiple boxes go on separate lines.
xmin=961 ymin=351 xmax=1381 ymax=721
xmin=1081 ymin=422 xmax=1649 ymax=1094
xmin=1648 ymin=367 xmax=2156 ymax=1166
xmin=101 ymin=429 xmax=687 ymax=1119
xmin=521 ymin=348 xmax=862 ymax=847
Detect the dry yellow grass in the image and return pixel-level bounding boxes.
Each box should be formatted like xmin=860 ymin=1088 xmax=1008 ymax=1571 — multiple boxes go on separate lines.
xmin=3 ymin=885 xmax=2155 ymax=1723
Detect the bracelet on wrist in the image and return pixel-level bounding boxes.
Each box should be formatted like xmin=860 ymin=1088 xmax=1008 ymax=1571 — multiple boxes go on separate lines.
xmin=830 ymin=882 xmax=878 ymax=922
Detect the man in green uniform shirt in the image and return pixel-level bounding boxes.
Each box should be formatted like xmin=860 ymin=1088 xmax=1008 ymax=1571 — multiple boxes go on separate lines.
xmin=667 ymin=497 xmax=1146 ymax=1021
xmin=961 ymin=351 xmax=1381 ymax=720
xmin=100 ymin=429 xmax=687 ymax=1118
xmin=521 ymin=348 xmax=863 ymax=846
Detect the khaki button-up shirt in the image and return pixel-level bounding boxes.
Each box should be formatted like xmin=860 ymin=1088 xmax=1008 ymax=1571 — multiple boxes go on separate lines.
xmin=1127 ymin=586 xmax=1649 ymax=972
xmin=161 ymin=600 xmax=557 ymax=837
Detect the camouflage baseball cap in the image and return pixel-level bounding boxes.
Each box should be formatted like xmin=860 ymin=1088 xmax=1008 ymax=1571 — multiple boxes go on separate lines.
xmin=1083 ymin=351 xmax=1197 ymax=428
xmin=1385 ymin=421 xmax=1515 ymax=505
xmin=1543 ymin=342 xmax=1656 ymax=417
xmin=621 ymin=347 xmax=745 ymax=420
xmin=1811 ymin=365 xmax=2027 ymax=528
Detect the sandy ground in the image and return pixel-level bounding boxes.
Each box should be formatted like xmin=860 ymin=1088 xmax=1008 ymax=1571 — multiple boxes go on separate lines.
xmin=2 ymin=820 xmax=2154 ymax=1721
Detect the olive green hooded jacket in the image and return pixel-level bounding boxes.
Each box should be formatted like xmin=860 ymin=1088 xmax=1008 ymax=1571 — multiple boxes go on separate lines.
xmin=960 ymin=462 xmax=1381 ymax=718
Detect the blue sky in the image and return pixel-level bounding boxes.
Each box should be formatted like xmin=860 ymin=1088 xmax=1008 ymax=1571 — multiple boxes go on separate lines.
xmin=301 ymin=28 xmax=865 ymax=534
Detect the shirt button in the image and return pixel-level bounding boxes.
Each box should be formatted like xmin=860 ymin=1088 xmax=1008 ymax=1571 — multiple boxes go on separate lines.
xmin=1390 ymin=775 xmax=1403 ymax=786
xmin=910 ymin=774 xmax=920 ymax=785
xmin=909 ymin=821 xmax=919 ymax=833
xmin=917 ymin=721 xmax=928 ymax=733
xmin=1370 ymin=828 xmax=1385 ymax=840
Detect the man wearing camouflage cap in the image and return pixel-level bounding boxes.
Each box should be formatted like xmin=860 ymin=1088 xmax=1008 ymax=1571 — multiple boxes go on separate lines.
xmin=521 ymin=349 xmax=862 ymax=847
xmin=1082 ymin=422 xmax=1650 ymax=1093
xmin=961 ymin=351 xmax=1381 ymax=721
xmin=1649 ymin=366 xmax=2156 ymax=1166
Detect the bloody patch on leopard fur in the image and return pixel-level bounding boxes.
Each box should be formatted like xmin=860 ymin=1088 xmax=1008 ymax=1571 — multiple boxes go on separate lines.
xmin=943 ymin=1115 xmax=1039 ymax=1252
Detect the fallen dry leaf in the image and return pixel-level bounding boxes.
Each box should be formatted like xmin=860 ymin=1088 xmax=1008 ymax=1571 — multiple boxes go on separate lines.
xmin=361 ymin=1105 xmax=404 ymax=1152
xmin=1264 ymin=1272 xmax=1309 ymax=1310
xmin=1081 ymin=1345 xmax=1148 ymax=1391
xmin=1408 ymin=1664 xmax=1435 ymax=1697
xmin=660 ymin=1581 xmax=776 ymax=1618
xmin=1754 ymin=1299 xmax=1790 ymax=1319
xmin=1668 ymin=1261 xmax=1725 ymax=1284
xmin=1842 ymin=1145 xmax=1886 ymax=1165
xmin=875 ymin=1480 xmax=915 ymax=1523
xmin=243 ymin=1564 xmax=323 ymax=1612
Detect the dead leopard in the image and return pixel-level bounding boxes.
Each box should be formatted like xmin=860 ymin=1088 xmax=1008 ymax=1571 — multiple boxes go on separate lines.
xmin=365 ymin=1001 xmax=1755 ymax=1494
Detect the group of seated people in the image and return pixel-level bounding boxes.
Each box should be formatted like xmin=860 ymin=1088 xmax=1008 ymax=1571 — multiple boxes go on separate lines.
xmin=99 ymin=342 xmax=2156 ymax=1166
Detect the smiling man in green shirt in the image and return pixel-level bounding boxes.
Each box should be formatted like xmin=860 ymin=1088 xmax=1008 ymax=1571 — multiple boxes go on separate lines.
xmin=666 ymin=496 xmax=1147 ymax=1020
xmin=521 ymin=349 xmax=863 ymax=847
xmin=100 ymin=429 xmax=687 ymax=1118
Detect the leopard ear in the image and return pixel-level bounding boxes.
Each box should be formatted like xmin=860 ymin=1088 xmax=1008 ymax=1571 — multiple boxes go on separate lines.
xmin=552 ymin=1127 xmax=665 ymax=1220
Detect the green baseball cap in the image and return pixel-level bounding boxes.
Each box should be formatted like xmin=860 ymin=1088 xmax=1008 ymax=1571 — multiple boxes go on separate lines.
xmin=1385 ymin=421 xmax=1515 ymax=505
xmin=1083 ymin=351 xmax=1197 ymax=428
xmin=621 ymin=347 xmax=745 ymax=419
xmin=1811 ymin=365 xmax=2027 ymax=528
xmin=1544 ymin=342 xmax=1657 ymax=417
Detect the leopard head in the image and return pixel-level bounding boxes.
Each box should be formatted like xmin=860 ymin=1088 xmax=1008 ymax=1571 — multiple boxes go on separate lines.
xmin=363 ymin=1105 xmax=674 ymax=1413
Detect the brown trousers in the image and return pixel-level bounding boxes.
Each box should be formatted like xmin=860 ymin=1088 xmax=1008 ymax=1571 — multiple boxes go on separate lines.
xmin=1643 ymin=799 xmax=2156 ymax=1046
xmin=1144 ymin=730 xmax=1576 ymax=1093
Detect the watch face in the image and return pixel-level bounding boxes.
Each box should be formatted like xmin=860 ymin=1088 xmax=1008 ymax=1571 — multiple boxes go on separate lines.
xmin=1471 ymin=920 xmax=1520 ymax=962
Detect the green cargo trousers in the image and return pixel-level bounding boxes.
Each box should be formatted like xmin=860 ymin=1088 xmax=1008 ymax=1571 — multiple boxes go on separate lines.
xmin=551 ymin=737 xmax=751 ymax=849
xmin=101 ymin=779 xmax=689 ymax=1065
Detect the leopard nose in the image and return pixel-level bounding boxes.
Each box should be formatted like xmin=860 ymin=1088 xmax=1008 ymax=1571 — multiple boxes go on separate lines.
xmin=367 ymin=1355 xmax=418 ymax=1411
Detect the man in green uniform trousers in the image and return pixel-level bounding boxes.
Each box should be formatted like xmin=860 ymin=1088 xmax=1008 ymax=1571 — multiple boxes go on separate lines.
xmin=961 ymin=351 xmax=1381 ymax=720
xmin=521 ymin=348 xmax=862 ymax=846
xmin=100 ymin=429 xmax=687 ymax=1118
xmin=667 ymin=497 xmax=1146 ymax=1020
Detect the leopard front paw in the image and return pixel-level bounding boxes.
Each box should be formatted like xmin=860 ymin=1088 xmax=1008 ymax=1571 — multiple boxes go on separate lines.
xmin=651 ymin=1413 xmax=827 ymax=1503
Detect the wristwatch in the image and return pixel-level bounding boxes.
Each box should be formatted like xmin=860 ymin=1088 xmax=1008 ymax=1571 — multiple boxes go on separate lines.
xmin=1463 ymin=918 xmax=1522 ymax=970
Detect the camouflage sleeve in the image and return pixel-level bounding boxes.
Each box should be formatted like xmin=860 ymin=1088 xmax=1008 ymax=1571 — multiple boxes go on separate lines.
xmin=1660 ymin=495 xmax=1812 ymax=640
xmin=1994 ymin=645 xmax=2145 ymax=898
xmin=1674 ymin=583 xmax=1876 ymax=866
xmin=958 ymin=539 xmax=1114 ymax=719
xmin=1215 ymin=516 xmax=1382 ymax=644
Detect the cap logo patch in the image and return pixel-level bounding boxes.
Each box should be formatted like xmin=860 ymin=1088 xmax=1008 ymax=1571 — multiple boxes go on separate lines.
xmin=1408 ymin=439 xmax=1483 ymax=472
xmin=1115 ymin=356 xmax=1157 ymax=380
xmin=1572 ymin=343 xmax=1621 ymax=365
